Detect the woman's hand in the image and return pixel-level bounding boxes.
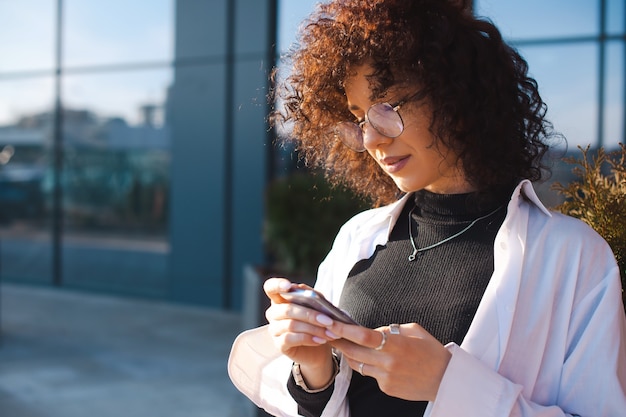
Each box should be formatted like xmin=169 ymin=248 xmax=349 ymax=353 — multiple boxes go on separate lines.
xmin=329 ymin=322 xmax=451 ymax=402
xmin=263 ymin=277 xmax=339 ymax=389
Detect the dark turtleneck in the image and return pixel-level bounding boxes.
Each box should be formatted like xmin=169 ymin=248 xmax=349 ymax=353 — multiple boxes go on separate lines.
xmin=288 ymin=189 xmax=509 ymax=417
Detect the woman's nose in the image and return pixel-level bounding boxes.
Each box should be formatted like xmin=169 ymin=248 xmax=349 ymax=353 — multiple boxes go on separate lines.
xmin=362 ymin=124 xmax=394 ymax=150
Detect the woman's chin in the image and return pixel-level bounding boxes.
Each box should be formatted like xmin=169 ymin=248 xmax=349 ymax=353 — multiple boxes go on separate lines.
xmin=392 ymin=179 xmax=420 ymax=194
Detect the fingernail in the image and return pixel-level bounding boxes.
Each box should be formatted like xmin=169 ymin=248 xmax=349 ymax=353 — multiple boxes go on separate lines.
xmin=312 ymin=337 xmax=327 ymax=344
xmin=325 ymin=330 xmax=340 ymax=340
xmin=316 ymin=314 xmax=333 ymax=326
xmin=278 ymin=281 xmax=292 ymax=291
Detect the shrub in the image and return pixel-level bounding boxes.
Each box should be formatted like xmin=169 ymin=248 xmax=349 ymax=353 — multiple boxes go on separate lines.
xmin=264 ymin=171 xmax=370 ymax=283
xmin=552 ymin=144 xmax=626 ymax=309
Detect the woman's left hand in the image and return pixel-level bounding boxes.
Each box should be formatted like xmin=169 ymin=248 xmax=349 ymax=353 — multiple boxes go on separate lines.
xmin=328 ymin=322 xmax=451 ymax=402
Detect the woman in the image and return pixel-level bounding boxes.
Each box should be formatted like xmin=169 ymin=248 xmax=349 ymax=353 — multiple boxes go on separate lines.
xmin=228 ymin=0 xmax=626 ymax=416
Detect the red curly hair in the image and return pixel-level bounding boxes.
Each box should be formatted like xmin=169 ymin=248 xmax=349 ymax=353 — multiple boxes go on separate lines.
xmin=271 ymin=0 xmax=559 ymax=206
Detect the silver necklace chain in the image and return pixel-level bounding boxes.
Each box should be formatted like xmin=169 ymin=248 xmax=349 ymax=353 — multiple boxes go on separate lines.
xmin=407 ymin=205 xmax=503 ymax=262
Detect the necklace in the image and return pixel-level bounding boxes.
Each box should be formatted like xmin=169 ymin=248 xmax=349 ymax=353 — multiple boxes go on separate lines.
xmin=407 ymin=205 xmax=503 ymax=261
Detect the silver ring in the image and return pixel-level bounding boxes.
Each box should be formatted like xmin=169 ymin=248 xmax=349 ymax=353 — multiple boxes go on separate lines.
xmin=358 ymin=362 xmax=365 ymax=375
xmin=389 ymin=323 xmax=400 ymax=334
xmin=374 ymin=330 xmax=387 ymax=351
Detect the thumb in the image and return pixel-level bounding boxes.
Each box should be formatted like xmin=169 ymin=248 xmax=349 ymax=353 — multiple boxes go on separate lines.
xmin=263 ymin=277 xmax=293 ymax=304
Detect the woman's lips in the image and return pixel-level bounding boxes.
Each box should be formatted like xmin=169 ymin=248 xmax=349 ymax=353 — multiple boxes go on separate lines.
xmin=380 ymin=155 xmax=410 ymax=173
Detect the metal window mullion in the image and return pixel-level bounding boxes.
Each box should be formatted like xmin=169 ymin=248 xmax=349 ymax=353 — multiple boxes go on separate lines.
xmin=222 ymin=0 xmax=236 ymax=309
xmin=52 ymin=0 xmax=64 ymax=286
xmin=597 ymin=0 xmax=607 ymax=148
xmin=623 ymin=0 xmax=626 ymax=144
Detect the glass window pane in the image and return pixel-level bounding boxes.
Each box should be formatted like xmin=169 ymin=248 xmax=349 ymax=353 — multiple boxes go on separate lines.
xmin=607 ymin=0 xmax=625 ymax=35
xmin=519 ymin=44 xmax=598 ymax=149
xmin=0 ymin=78 xmax=55 ymax=126
xmin=475 ymin=0 xmax=599 ymax=40
xmin=61 ymin=69 xmax=171 ymax=297
xmin=277 ymin=0 xmax=318 ymax=52
xmin=0 ymin=77 xmax=54 ymax=284
xmin=0 ymin=0 xmax=56 ymax=72
xmin=65 ymin=0 xmax=173 ymax=67
xmin=604 ymin=41 xmax=624 ymax=148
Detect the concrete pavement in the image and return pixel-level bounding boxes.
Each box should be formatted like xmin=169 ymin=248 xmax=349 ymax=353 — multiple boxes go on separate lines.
xmin=0 ymin=283 xmax=258 ymax=417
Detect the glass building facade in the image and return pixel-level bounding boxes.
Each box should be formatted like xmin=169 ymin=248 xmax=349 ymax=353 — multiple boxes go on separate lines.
xmin=0 ymin=0 xmax=624 ymax=310
xmin=0 ymin=0 xmax=276 ymax=309
xmin=475 ymin=0 xmax=625 ymax=150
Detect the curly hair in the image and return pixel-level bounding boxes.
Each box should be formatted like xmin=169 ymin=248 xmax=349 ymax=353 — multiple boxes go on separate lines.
xmin=271 ymin=0 xmax=559 ymax=206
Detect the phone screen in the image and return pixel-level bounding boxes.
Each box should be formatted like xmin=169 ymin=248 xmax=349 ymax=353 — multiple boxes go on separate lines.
xmin=280 ymin=287 xmax=358 ymax=325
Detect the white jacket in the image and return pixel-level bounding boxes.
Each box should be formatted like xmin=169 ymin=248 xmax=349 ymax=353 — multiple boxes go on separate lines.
xmin=229 ymin=180 xmax=626 ymax=416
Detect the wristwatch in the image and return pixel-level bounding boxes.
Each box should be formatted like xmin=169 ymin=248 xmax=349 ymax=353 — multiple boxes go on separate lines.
xmin=292 ymin=354 xmax=340 ymax=393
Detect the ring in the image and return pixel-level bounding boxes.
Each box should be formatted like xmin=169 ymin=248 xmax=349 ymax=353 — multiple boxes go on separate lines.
xmin=389 ymin=323 xmax=400 ymax=334
xmin=374 ymin=330 xmax=387 ymax=351
xmin=358 ymin=362 xmax=365 ymax=375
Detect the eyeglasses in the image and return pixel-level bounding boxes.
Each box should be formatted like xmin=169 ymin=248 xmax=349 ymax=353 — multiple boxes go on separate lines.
xmin=334 ymin=100 xmax=406 ymax=153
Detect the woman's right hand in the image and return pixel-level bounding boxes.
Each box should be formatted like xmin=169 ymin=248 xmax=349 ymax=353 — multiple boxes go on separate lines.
xmin=264 ymin=277 xmax=339 ymax=389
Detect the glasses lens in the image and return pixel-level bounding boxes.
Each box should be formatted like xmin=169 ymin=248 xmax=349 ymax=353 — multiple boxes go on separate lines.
xmin=368 ymin=103 xmax=404 ymax=138
xmin=334 ymin=122 xmax=365 ymax=152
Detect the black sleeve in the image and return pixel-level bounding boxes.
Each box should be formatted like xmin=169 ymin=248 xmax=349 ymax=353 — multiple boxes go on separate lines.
xmin=286 ymin=371 xmax=335 ymax=417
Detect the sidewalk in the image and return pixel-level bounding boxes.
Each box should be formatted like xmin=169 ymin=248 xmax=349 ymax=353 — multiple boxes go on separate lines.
xmin=0 ymin=283 xmax=256 ymax=417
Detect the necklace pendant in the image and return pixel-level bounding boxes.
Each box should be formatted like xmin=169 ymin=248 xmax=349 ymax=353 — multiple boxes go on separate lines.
xmin=408 ymin=250 xmax=418 ymax=262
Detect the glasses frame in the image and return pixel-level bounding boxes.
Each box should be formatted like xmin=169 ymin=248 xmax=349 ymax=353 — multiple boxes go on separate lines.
xmin=335 ymin=95 xmax=414 ymax=153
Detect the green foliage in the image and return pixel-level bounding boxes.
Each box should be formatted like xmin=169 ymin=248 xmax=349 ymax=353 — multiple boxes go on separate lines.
xmin=552 ymin=144 xmax=626 ymax=308
xmin=264 ymin=172 xmax=370 ymax=282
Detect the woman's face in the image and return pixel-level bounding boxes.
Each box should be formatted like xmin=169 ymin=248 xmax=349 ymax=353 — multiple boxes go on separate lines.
xmin=343 ymin=65 xmax=474 ymax=194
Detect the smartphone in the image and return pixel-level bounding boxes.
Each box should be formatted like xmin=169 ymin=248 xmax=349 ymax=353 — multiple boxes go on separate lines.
xmin=280 ymin=286 xmax=358 ymax=325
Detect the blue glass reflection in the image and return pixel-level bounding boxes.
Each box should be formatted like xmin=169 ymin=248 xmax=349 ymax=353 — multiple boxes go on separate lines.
xmin=475 ymin=0 xmax=598 ymax=40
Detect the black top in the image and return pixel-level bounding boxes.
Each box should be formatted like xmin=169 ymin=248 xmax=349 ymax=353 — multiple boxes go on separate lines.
xmin=288 ymin=189 xmax=509 ymax=417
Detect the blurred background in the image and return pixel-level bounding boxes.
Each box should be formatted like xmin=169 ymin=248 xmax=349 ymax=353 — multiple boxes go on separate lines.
xmin=0 ymin=0 xmax=624 ymax=310
xmin=0 ymin=1 xmax=624 ymax=416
